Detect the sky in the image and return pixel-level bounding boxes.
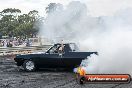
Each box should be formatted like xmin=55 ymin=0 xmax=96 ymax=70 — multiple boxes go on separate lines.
xmin=0 ymin=0 xmax=132 ymax=17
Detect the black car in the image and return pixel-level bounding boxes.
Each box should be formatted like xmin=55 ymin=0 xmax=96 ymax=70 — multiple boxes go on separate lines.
xmin=14 ymin=43 xmax=97 ymax=71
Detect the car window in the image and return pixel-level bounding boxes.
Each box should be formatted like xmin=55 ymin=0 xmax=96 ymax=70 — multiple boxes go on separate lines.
xmin=49 ymin=45 xmax=58 ymax=54
xmin=69 ymin=43 xmax=79 ymax=51
xmin=69 ymin=44 xmax=75 ymax=51
xmin=49 ymin=44 xmax=66 ymax=54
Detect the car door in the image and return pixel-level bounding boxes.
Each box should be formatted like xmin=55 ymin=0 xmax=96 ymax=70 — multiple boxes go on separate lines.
xmin=37 ymin=53 xmax=61 ymax=68
xmin=59 ymin=44 xmax=77 ymax=68
xmin=39 ymin=45 xmax=63 ymax=68
xmin=46 ymin=53 xmax=62 ymax=68
xmin=62 ymin=52 xmax=83 ymax=68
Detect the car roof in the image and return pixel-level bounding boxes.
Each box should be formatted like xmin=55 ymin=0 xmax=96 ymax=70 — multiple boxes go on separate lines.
xmin=54 ymin=43 xmax=75 ymax=45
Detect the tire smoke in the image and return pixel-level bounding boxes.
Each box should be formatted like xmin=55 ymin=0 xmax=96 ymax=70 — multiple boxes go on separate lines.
xmin=39 ymin=1 xmax=132 ymax=75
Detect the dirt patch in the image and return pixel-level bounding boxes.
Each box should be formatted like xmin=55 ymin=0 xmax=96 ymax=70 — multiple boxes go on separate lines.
xmin=0 ymin=56 xmax=131 ymax=88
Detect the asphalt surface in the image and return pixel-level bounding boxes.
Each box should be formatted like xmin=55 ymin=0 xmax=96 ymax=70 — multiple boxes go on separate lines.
xmin=0 ymin=56 xmax=131 ymax=88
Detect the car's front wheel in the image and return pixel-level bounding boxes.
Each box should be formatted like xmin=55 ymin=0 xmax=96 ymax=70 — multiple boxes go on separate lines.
xmin=23 ymin=60 xmax=36 ymax=72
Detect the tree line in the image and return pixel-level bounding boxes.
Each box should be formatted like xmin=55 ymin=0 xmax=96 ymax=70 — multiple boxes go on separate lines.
xmin=0 ymin=3 xmax=65 ymax=39
xmin=0 ymin=8 xmax=41 ymax=39
xmin=0 ymin=1 xmax=98 ymax=39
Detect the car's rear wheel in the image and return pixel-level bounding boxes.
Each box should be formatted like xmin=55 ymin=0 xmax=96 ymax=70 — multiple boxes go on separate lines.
xmin=23 ymin=60 xmax=36 ymax=72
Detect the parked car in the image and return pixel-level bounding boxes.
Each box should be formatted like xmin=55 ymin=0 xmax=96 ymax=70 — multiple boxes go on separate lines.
xmin=14 ymin=43 xmax=97 ymax=71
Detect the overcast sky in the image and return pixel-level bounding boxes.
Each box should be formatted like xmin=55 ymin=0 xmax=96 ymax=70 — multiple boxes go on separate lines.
xmin=0 ymin=0 xmax=132 ymax=17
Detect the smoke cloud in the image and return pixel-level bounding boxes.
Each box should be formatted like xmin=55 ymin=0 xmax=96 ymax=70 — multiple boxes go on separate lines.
xmin=39 ymin=1 xmax=132 ymax=75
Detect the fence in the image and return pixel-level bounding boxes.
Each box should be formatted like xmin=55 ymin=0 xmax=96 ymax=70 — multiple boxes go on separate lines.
xmin=0 ymin=45 xmax=52 ymax=56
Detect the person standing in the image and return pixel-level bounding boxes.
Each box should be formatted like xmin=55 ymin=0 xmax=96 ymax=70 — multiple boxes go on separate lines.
xmin=58 ymin=40 xmax=64 ymax=53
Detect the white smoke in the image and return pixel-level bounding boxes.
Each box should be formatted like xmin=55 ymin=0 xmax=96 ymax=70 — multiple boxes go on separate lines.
xmin=81 ymin=29 xmax=132 ymax=75
xmin=80 ymin=8 xmax=132 ymax=75
xmin=39 ymin=1 xmax=132 ymax=75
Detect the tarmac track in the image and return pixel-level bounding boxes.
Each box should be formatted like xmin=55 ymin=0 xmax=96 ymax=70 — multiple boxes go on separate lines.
xmin=0 ymin=56 xmax=131 ymax=88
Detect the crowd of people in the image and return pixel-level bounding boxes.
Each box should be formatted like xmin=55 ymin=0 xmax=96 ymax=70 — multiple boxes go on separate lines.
xmin=0 ymin=38 xmax=32 ymax=47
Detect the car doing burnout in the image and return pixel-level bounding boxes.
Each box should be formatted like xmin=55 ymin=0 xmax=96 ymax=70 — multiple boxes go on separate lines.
xmin=14 ymin=43 xmax=97 ymax=72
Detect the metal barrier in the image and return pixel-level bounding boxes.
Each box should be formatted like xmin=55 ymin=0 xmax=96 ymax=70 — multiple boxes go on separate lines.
xmin=0 ymin=45 xmax=52 ymax=56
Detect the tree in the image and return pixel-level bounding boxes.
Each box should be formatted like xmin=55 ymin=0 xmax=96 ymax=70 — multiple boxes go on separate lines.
xmin=1 ymin=8 xmax=21 ymax=16
xmin=0 ymin=8 xmax=22 ymax=37
xmin=67 ymin=1 xmax=87 ymax=21
xmin=45 ymin=3 xmax=63 ymax=14
xmin=28 ymin=10 xmax=38 ymax=18
xmin=0 ymin=8 xmax=39 ymax=38
xmin=16 ymin=13 xmax=39 ymax=38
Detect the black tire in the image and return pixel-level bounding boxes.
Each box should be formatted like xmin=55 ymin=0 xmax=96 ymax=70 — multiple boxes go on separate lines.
xmin=77 ymin=76 xmax=86 ymax=85
xmin=23 ymin=60 xmax=36 ymax=72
